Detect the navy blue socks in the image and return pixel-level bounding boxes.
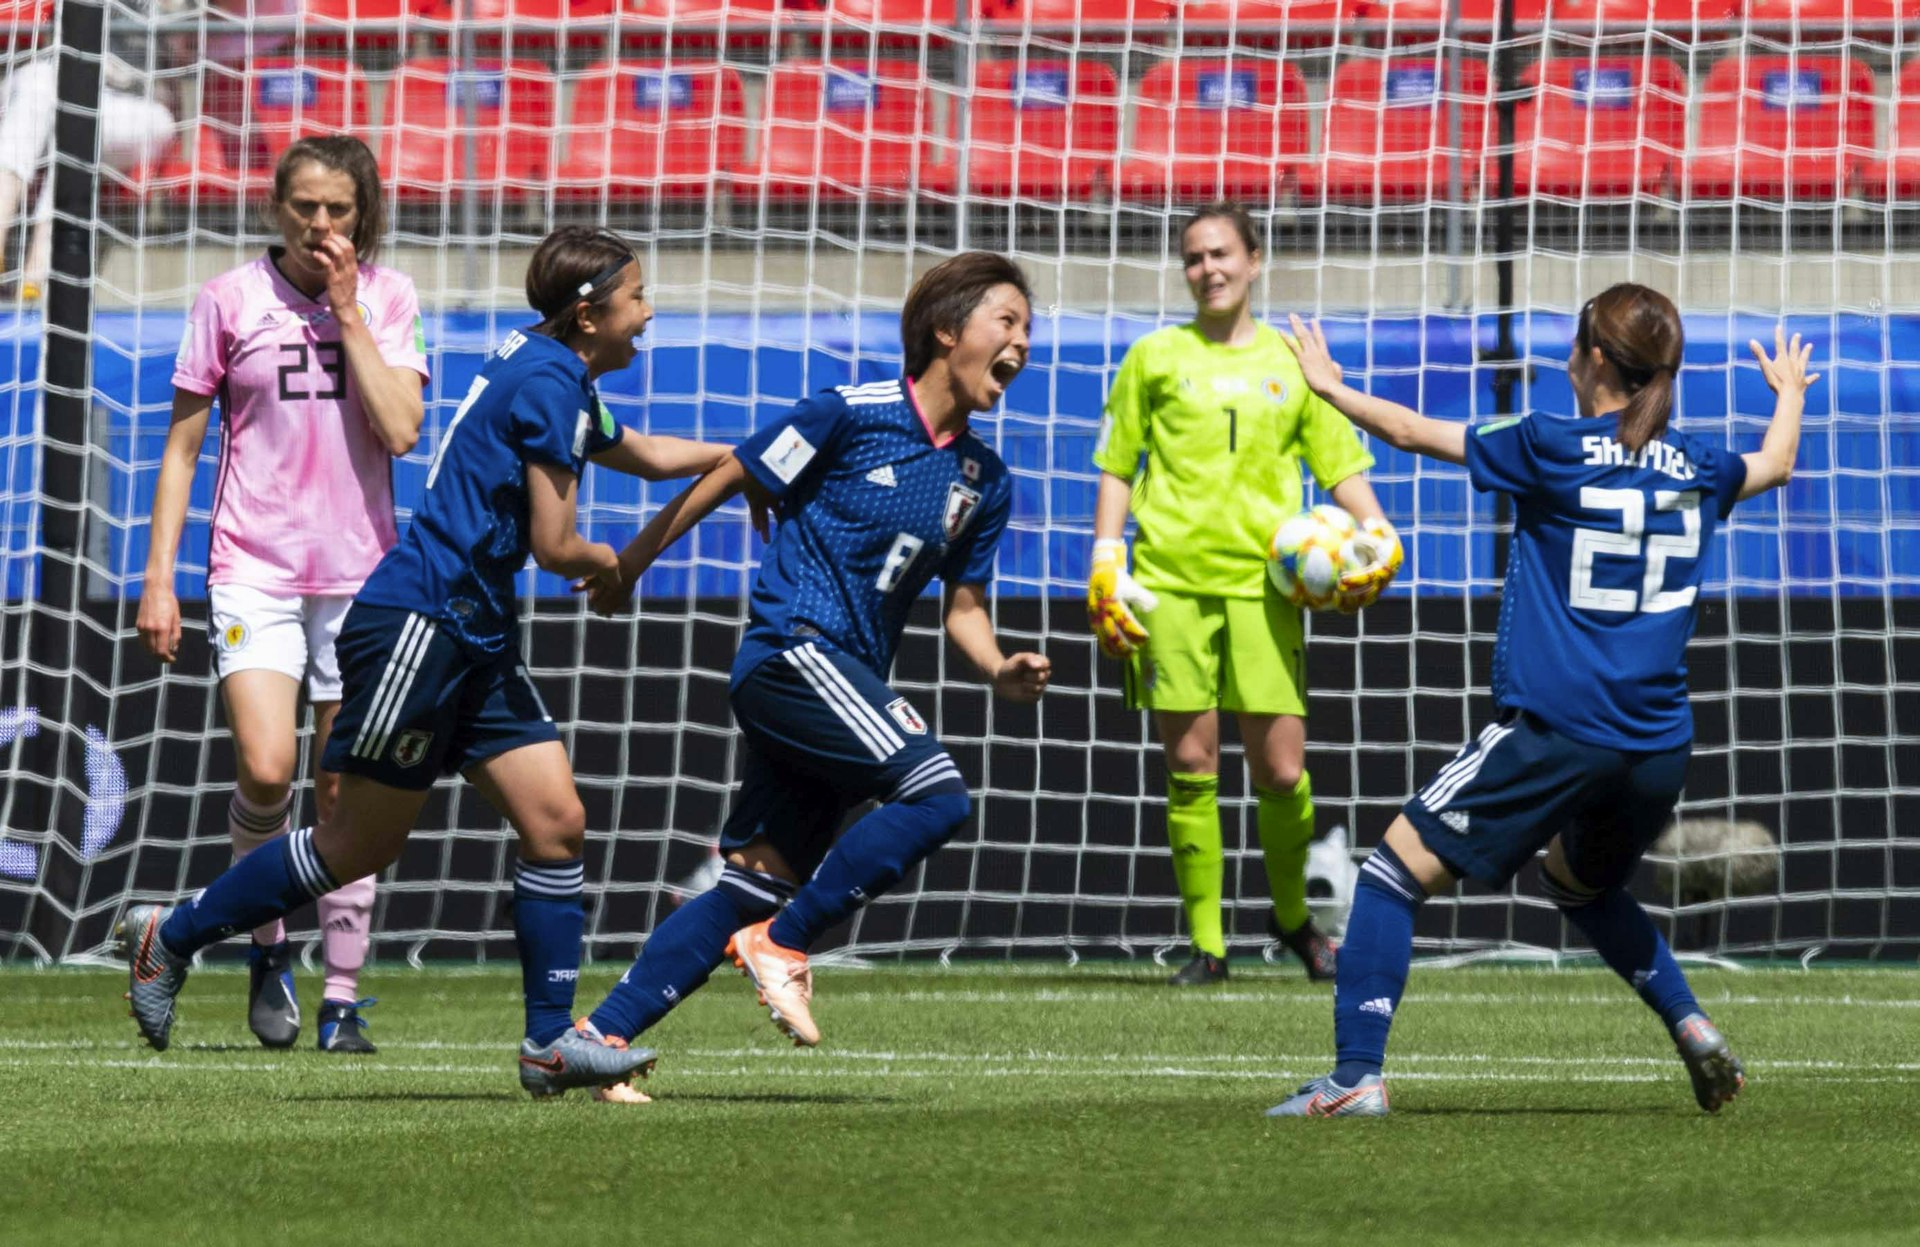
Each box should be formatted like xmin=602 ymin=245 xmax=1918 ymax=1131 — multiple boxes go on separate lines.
xmin=589 ymin=864 xmax=793 ymax=1041
xmin=1331 ymin=842 xmax=1426 ymax=1086
xmin=160 ymin=826 xmax=338 ymax=957
xmin=513 ymin=857 xmax=585 ymax=1046
xmin=767 ymin=779 xmax=970 ymax=952
xmin=1546 ymin=874 xmax=1701 ymax=1032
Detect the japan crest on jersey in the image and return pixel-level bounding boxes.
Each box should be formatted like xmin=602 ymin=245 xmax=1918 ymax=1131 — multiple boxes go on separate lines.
xmin=944 ymin=482 xmax=983 ymax=539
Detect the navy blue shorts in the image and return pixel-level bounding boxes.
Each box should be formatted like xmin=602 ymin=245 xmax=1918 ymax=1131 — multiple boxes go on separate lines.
xmin=1403 ymin=709 xmax=1690 ymax=890
xmin=719 ymin=642 xmax=959 ymax=880
xmin=319 ymin=603 xmax=560 ymax=790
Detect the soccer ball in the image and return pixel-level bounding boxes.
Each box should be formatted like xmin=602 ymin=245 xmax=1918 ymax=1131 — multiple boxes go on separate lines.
xmin=1306 ymin=824 xmax=1359 ymax=939
xmin=1267 ymin=504 xmax=1358 ymax=610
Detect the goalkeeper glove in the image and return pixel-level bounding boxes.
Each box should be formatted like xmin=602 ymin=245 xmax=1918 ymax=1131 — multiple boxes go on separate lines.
xmin=1334 ymin=516 xmax=1403 ymax=614
xmin=1087 ymin=538 xmax=1158 ymax=659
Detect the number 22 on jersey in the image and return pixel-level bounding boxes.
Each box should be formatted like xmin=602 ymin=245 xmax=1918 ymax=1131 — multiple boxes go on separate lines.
xmin=1569 ymin=486 xmax=1702 ymax=615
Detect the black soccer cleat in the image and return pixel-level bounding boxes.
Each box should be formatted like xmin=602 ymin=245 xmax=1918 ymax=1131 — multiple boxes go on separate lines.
xmin=317 ymin=998 xmax=379 ymax=1054
xmin=1167 ymin=949 xmax=1229 ymax=986
xmin=247 ymin=940 xmax=301 ymax=1049
xmin=1271 ymin=914 xmax=1338 ymax=982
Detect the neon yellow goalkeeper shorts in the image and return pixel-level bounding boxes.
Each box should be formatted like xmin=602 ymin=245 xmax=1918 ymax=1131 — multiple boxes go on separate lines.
xmin=1123 ymin=586 xmax=1306 ymax=716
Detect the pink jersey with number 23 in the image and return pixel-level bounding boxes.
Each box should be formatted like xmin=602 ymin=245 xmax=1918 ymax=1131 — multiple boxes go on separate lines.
xmin=172 ymin=253 xmax=431 ymax=594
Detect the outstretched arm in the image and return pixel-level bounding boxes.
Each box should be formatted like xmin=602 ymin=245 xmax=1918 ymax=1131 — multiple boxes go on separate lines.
xmin=577 ymin=451 xmax=774 ymax=613
xmin=590 ymin=427 xmax=732 ymax=481
xmin=592 ymin=429 xmax=775 ymax=537
xmin=1739 ymin=326 xmax=1818 ymax=502
xmin=945 ymin=583 xmax=1050 ymax=703
xmin=1283 ymin=314 xmax=1468 ymax=466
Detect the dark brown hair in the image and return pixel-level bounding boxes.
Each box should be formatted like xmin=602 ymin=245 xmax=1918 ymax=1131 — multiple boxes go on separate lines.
xmin=524 ymin=226 xmax=638 ymax=340
xmin=271 ymin=135 xmax=387 ymax=264
xmin=900 ymin=252 xmax=1032 ymax=379
xmin=1576 ymin=282 xmax=1685 ymax=454
xmin=1180 ymin=200 xmax=1261 ymax=259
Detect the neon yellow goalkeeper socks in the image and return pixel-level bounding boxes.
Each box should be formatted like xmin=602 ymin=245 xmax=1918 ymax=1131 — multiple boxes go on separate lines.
xmin=1257 ymin=772 xmax=1315 ymax=934
xmin=1166 ymin=771 xmax=1226 ymax=958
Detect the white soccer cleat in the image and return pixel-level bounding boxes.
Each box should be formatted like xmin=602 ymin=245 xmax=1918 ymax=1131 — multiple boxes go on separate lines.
xmin=1265 ymin=1073 xmax=1390 ymax=1118
xmin=727 ymin=919 xmax=821 ymax=1047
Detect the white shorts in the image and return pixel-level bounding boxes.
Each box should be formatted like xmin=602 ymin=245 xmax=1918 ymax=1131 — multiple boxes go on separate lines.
xmin=208 ymin=584 xmax=354 ymax=702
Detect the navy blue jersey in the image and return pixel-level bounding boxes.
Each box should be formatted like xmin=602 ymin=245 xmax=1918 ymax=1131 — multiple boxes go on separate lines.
xmin=358 ymin=329 xmax=621 ymax=652
xmin=733 ymin=377 xmax=1012 ymax=680
xmin=1465 ymin=411 xmax=1747 ymax=751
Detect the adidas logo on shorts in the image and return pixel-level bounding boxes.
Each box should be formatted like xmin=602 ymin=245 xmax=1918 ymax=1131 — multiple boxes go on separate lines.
xmin=1439 ymin=810 xmax=1470 ymax=834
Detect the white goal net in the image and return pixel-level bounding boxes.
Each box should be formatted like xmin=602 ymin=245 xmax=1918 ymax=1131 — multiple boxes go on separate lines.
xmin=2 ymin=0 xmax=1916 ymax=965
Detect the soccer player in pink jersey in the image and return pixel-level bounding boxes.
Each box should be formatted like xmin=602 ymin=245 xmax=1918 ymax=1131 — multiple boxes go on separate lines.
xmin=137 ymin=136 xmax=427 ymax=1053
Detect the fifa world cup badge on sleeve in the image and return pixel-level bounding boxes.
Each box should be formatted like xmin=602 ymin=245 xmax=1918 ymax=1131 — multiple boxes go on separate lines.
xmin=761 ymin=426 xmax=817 ymax=483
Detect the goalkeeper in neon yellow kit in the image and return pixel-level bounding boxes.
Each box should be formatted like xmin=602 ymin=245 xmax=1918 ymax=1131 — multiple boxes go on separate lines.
xmin=1089 ymin=202 xmax=1403 ymax=985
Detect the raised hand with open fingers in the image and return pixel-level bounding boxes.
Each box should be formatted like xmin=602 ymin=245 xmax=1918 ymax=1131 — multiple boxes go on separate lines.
xmin=1749 ymin=325 xmax=1820 ymax=397
xmin=1283 ymin=313 xmax=1345 ymax=396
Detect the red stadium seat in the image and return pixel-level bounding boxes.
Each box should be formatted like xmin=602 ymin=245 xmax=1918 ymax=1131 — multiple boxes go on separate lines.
xmin=1744 ymin=0 xmax=1918 ymax=24
xmin=1545 ymin=0 xmax=1741 ymax=31
xmin=1355 ymin=0 xmax=1545 ymax=27
xmin=197 ymin=58 xmax=372 ymax=199
xmin=1301 ymin=57 xmax=1491 ymax=204
xmin=965 ymin=60 xmax=1120 ymax=199
xmin=974 ymin=0 xmax=1173 ymax=35
xmin=1178 ymin=0 xmax=1365 ymax=32
xmin=781 ymin=0 xmax=956 ymax=28
xmin=378 ymin=59 xmax=557 ymax=202
xmin=301 ymin=0 xmax=425 ymax=46
xmin=618 ymin=0 xmax=779 ymax=29
xmin=0 ymin=0 xmax=51 ymax=45
xmin=1860 ymin=58 xmax=1920 ymax=201
xmin=1507 ymin=56 xmax=1687 ymax=199
xmin=733 ymin=61 xmax=950 ymax=200
xmin=1685 ymin=55 xmax=1875 ymax=202
xmin=1116 ymin=58 xmax=1309 ymax=204
xmin=415 ymin=0 xmax=616 ymax=47
xmin=554 ymin=61 xmax=747 ymax=201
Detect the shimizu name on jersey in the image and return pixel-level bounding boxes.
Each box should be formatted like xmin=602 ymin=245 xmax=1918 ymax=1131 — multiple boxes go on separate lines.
xmin=1580 ymin=434 xmax=1699 ymax=480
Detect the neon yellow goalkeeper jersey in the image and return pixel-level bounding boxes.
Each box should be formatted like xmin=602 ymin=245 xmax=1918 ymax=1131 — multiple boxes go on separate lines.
xmin=1094 ymin=321 xmax=1375 ymax=599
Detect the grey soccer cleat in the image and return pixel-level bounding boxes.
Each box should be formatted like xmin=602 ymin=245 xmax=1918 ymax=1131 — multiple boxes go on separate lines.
xmin=1265 ymin=1073 xmax=1390 ymax=1118
xmin=517 ymin=1020 xmax=660 ymax=1100
xmin=1673 ymin=1012 xmax=1746 ymax=1113
xmin=247 ymin=940 xmax=300 ymax=1049
xmin=119 ymin=905 xmax=190 ymax=1052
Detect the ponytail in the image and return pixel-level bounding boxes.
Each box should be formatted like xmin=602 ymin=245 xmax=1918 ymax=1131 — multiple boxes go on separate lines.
xmin=1617 ymin=366 xmax=1675 ymax=456
xmin=1575 ymin=284 xmax=1684 ymax=455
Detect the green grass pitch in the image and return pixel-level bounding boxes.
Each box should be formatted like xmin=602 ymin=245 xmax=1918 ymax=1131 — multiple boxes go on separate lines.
xmin=3 ymin=963 xmax=1917 ymax=1247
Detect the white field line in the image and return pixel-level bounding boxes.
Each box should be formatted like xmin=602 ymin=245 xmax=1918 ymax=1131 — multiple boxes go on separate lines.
xmin=5 ymin=1056 xmax=1920 ymax=1087
xmin=2 ymin=1037 xmax=1917 ymax=1077
xmin=10 ymin=989 xmax=1920 ymax=1009
xmin=0 ymin=1047 xmax=1915 ymax=1085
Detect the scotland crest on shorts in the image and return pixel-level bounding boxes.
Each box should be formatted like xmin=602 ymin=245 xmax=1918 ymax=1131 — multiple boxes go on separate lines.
xmin=390 ymin=729 xmax=434 ymax=768
xmin=944 ymin=482 xmax=982 ymax=539
xmin=219 ymin=621 xmax=250 ymax=653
